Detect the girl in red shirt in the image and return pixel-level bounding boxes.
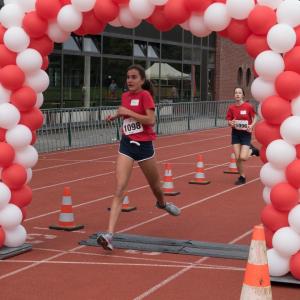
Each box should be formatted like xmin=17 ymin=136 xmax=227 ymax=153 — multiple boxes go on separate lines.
xmin=97 ymin=65 xmax=181 ymax=251
xmin=226 ymin=87 xmax=259 ymax=185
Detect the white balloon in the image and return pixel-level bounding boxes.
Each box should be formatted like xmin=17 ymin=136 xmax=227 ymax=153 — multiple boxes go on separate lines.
xmin=71 ymin=0 xmax=96 ymax=12
xmin=0 ymin=84 xmax=11 ymax=105
xmin=5 ymin=124 xmax=32 ymax=149
xmin=47 ymin=21 xmax=70 ymax=43
xmin=16 ymin=49 xmax=43 ymax=74
xmin=277 ymin=0 xmax=300 ymax=28
xmin=260 ymin=162 xmax=286 ymax=187
xmin=203 ymin=3 xmax=231 ymax=32
xmin=291 ymin=95 xmax=300 ymax=116
xmin=26 ymin=168 xmax=32 ymax=184
xmin=0 ymin=3 xmax=24 ymax=28
xmin=251 ymin=77 xmax=276 ymax=103
xmin=180 ymin=20 xmax=190 ymax=31
xmin=14 ymin=145 xmax=39 ymax=168
xmin=119 ymin=5 xmax=141 ymax=29
xmin=288 ymin=205 xmax=300 ymax=234
xmin=0 ymin=182 xmax=11 ymax=210
xmin=267 ymin=248 xmax=290 ymax=276
xmin=280 ymin=116 xmax=300 ymax=145
xmin=257 ymin=0 xmax=283 ymax=10
xmin=25 ymin=69 xmax=50 ymax=93
xmin=4 ymin=225 xmax=27 ymax=247
xmin=267 ymin=23 xmax=296 ymax=54
xmin=272 ymin=226 xmax=300 ymax=257
xmin=35 ymin=93 xmax=44 ymax=109
xmin=226 ymin=0 xmax=255 ymax=20
xmin=0 ymin=103 xmax=21 ymax=129
xmin=129 ymin=0 xmax=155 ymax=19
xmin=109 ymin=17 xmax=122 ymax=27
xmin=263 ymin=186 xmax=271 ymax=204
xmin=189 ymin=13 xmax=211 ymax=38
xmin=57 ymin=5 xmax=83 ymax=32
xmin=0 ymin=204 xmax=23 ymax=229
xmin=149 ymin=0 xmax=168 ymax=5
xmin=254 ymin=51 xmax=285 ymax=81
xmin=3 ymin=26 xmax=30 ymax=53
xmin=4 ymin=0 xmax=36 ymax=12
xmin=266 ymin=139 xmax=296 ymax=169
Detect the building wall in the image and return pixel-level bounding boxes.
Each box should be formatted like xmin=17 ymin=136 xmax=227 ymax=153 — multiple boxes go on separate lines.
xmin=215 ymin=36 xmax=254 ymax=101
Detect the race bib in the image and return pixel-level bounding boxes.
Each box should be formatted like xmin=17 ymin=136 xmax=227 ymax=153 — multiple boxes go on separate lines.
xmin=123 ymin=118 xmax=144 ymax=135
xmin=235 ymin=120 xmax=248 ymax=131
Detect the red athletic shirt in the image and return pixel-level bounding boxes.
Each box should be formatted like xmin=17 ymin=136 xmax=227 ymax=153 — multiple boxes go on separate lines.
xmin=226 ymin=102 xmax=256 ymax=126
xmin=121 ymin=90 xmax=156 ymax=141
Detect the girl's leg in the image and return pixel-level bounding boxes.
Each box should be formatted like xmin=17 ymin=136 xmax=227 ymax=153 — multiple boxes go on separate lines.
xmin=107 ymin=154 xmax=134 ymax=233
xmin=138 ymin=157 xmax=164 ymax=206
xmin=240 ymin=145 xmax=251 ymax=162
xmin=233 ymin=143 xmax=245 ymax=177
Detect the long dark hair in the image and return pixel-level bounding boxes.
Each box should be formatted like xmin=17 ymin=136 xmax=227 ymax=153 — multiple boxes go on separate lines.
xmin=234 ymin=87 xmax=245 ymax=96
xmin=127 ymin=64 xmax=154 ymax=96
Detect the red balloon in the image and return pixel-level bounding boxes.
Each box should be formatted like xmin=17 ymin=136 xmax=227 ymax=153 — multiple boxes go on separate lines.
xmin=264 ymin=226 xmax=274 ymax=249
xmin=247 ymin=5 xmax=276 ymax=36
xmin=0 ymin=65 xmax=25 ymax=91
xmin=164 ymin=0 xmax=190 ymax=24
xmin=11 ymin=86 xmax=37 ymax=112
xmin=284 ymin=46 xmax=300 ymax=75
xmin=261 ymin=204 xmax=289 ymax=232
xmin=1 ymin=164 xmax=27 ymax=190
xmin=290 ymin=252 xmax=300 ymax=280
xmin=75 ymin=10 xmax=105 ymax=35
xmin=0 ymin=226 xmax=5 ymax=248
xmin=94 ymin=0 xmax=119 ymax=24
xmin=41 ymin=56 xmax=49 ymax=70
xmin=261 ymin=95 xmax=291 ymax=125
xmin=60 ymin=0 xmax=71 ymax=4
xmin=113 ymin=0 xmax=129 ymax=4
xmin=227 ymin=19 xmax=251 ymax=44
xmin=0 ymin=45 xmax=17 ymax=68
xmin=259 ymin=145 xmax=268 ymax=163
xmin=0 ymin=128 xmax=6 ymax=142
xmin=275 ymin=71 xmax=300 ymax=100
xmin=22 ymin=12 xmax=48 ymax=38
xmin=185 ymin=0 xmax=212 ymax=13
xmin=286 ymin=159 xmax=300 ymax=189
xmin=10 ymin=185 xmax=33 ymax=208
xmin=0 ymin=142 xmax=15 ymax=168
xmin=245 ymin=34 xmax=269 ymax=58
xmin=296 ymin=144 xmax=300 ymax=159
xmin=20 ymin=107 xmax=44 ymax=131
xmin=29 ymin=35 xmax=54 ymax=57
xmin=270 ymin=183 xmax=298 ymax=212
xmin=148 ymin=6 xmax=175 ymax=32
xmin=36 ymin=0 xmax=62 ymax=20
xmin=0 ymin=24 xmax=5 ymax=44
xmin=254 ymin=120 xmax=281 ymax=146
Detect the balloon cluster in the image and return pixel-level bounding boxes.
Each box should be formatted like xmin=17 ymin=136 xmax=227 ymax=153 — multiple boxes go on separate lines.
xmin=1 ymin=0 xmax=300 ymax=280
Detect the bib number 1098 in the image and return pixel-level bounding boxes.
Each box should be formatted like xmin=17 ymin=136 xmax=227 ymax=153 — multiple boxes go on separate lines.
xmin=123 ymin=118 xmax=144 ymax=135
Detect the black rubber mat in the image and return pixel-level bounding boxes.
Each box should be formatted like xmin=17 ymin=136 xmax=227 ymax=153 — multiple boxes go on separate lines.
xmin=270 ymin=274 xmax=300 ymax=285
xmin=0 ymin=243 xmax=32 ymax=260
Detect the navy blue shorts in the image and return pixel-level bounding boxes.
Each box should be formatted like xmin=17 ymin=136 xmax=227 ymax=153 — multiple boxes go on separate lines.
xmin=231 ymin=129 xmax=251 ymax=146
xmin=119 ymin=135 xmax=155 ymax=162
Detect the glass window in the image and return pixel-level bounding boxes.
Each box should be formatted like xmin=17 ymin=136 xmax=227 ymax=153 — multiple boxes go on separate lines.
xmin=161 ymin=44 xmax=182 ymax=60
xmin=192 ymin=48 xmax=201 ymax=62
xmin=162 ymin=26 xmax=182 ymax=42
xmin=246 ymin=68 xmax=252 ymax=87
xmin=134 ymin=40 xmax=147 ymax=57
xmin=83 ymin=37 xmax=99 ymax=54
xmin=209 ymin=33 xmax=216 ymax=48
xmin=135 ymin=21 xmax=160 ymax=39
xmin=183 ymin=64 xmax=192 ymax=101
xmin=208 ymin=68 xmax=215 ymax=100
xmin=183 ymin=47 xmax=192 ymax=61
xmin=44 ymin=54 xmax=62 ymax=108
xmin=237 ymin=67 xmax=243 ymax=86
xmin=103 ymin=36 xmax=133 ymax=56
xmin=63 ymin=36 xmax=81 ymax=52
xmin=148 ymin=42 xmax=160 ymax=58
xmin=63 ymin=55 xmax=84 ymax=107
xmin=194 ymin=65 xmax=201 ymax=99
xmin=208 ymin=50 xmax=215 ymax=65
xmin=105 ymin=24 xmax=133 ymax=36
xmin=90 ymin=57 xmax=101 ymax=106
xmin=184 ymin=31 xmax=192 ymax=44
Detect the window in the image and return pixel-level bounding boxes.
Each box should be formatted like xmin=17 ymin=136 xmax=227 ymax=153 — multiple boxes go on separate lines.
xmin=237 ymin=67 xmax=243 ymax=86
xmin=246 ymin=68 xmax=252 ymax=86
xmin=103 ymin=36 xmax=132 ymax=57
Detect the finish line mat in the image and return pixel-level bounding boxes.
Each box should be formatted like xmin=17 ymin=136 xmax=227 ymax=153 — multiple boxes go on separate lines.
xmin=80 ymin=233 xmax=300 ymax=285
xmin=0 ymin=243 xmax=32 ymax=260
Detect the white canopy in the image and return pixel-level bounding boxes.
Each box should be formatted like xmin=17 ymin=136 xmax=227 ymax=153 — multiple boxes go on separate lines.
xmin=145 ymin=63 xmax=191 ymax=80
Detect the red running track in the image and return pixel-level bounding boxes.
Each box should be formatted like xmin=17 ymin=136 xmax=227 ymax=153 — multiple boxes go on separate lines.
xmin=0 ymin=128 xmax=298 ymax=299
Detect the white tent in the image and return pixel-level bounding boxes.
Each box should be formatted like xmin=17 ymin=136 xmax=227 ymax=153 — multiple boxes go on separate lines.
xmin=145 ymin=63 xmax=191 ymax=81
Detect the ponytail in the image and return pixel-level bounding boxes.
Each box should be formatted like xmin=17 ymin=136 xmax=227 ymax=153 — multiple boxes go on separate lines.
xmin=142 ymin=80 xmax=154 ymax=97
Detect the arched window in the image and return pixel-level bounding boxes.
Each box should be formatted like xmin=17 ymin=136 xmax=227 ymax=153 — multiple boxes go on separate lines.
xmin=246 ymin=68 xmax=252 ymax=86
xmin=237 ymin=67 xmax=243 ymax=86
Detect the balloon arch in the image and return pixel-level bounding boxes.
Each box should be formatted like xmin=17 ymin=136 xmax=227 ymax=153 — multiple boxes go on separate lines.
xmin=1 ymin=0 xmax=300 ymax=280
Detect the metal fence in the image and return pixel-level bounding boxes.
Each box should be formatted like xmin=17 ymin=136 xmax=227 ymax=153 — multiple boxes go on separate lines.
xmin=36 ymin=100 xmax=246 ymax=153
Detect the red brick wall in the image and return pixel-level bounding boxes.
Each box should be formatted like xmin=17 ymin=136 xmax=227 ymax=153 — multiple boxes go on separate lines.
xmin=215 ymin=36 xmax=254 ymax=101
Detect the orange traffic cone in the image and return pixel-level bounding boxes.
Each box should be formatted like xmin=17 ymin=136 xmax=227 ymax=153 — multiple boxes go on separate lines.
xmin=107 ymin=193 xmax=137 ymax=212
xmin=49 ymin=187 xmax=84 ymax=231
xmin=189 ymin=155 xmax=210 ymax=185
xmin=240 ymin=225 xmax=272 ymax=300
xmin=224 ymin=152 xmax=239 ymax=174
xmin=162 ymin=163 xmax=180 ymax=196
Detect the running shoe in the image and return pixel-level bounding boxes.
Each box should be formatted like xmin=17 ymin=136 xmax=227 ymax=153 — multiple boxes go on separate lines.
xmin=235 ymin=176 xmax=246 ymax=185
xmin=96 ymin=232 xmax=113 ymax=251
xmin=250 ymin=144 xmax=260 ymax=157
xmin=156 ymin=201 xmax=181 ymax=216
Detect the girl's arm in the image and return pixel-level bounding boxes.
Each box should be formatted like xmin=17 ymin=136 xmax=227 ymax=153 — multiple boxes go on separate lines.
xmin=117 ymin=106 xmax=155 ymax=125
xmin=247 ymin=114 xmax=258 ymax=132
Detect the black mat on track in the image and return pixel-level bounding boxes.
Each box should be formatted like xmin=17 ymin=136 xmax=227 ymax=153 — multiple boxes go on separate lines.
xmin=0 ymin=243 xmax=32 ymax=260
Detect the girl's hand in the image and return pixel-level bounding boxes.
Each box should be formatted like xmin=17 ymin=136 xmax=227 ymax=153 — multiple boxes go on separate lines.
xmin=106 ymin=114 xmax=117 ymax=122
xmin=247 ymin=124 xmax=253 ymax=132
xmin=118 ymin=106 xmax=132 ymax=117
xmin=229 ymin=119 xmax=235 ymax=127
